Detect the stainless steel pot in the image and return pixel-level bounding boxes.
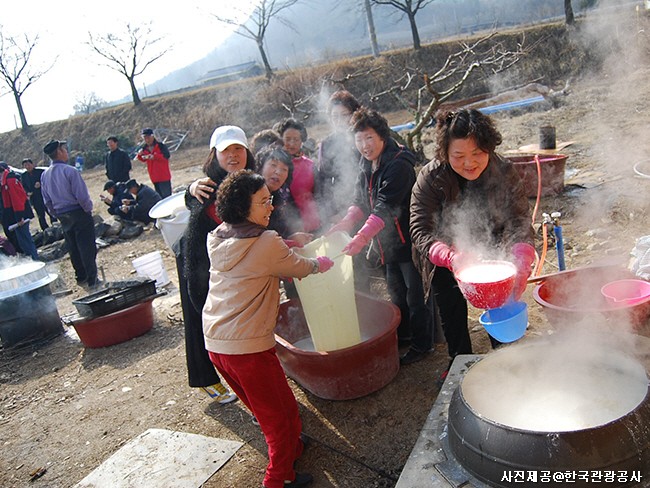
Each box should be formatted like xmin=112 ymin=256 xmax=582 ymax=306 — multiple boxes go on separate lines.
xmin=0 ymin=261 xmax=58 ymax=299
xmin=0 ymin=261 xmax=61 ymax=347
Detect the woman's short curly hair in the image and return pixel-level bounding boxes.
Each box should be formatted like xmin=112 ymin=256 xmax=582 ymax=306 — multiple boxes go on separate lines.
xmin=216 ymin=170 xmax=266 ymax=224
xmin=434 ymin=109 xmax=502 ymax=163
xmin=277 ymin=118 xmax=308 ymax=142
xmin=255 ymin=146 xmax=294 ymax=187
xmin=350 ymin=107 xmax=391 ymax=142
xmin=251 ymin=129 xmax=282 ymax=157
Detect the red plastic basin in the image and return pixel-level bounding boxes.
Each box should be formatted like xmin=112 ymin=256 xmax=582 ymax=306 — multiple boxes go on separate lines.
xmin=505 ymin=154 xmax=567 ymax=197
xmin=275 ymin=292 xmax=400 ymax=401
xmin=455 ymin=261 xmax=517 ymax=310
xmin=72 ymin=299 xmax=154 ymax=348
xmin=533 ymin=266 xmax=650 ymax=329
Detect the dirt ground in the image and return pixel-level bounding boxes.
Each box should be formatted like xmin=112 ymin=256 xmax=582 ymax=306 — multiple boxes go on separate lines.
xmin=2 ymin=67 xmax=650 ymax=488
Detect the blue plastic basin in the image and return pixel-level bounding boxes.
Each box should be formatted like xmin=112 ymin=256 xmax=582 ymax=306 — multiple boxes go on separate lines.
xmin=479 ymin=301 xmax=528 ymax=343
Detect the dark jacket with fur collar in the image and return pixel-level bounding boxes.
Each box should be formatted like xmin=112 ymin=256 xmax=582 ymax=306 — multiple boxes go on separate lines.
xmin=174 ymin=151 xmax=256 ymax=313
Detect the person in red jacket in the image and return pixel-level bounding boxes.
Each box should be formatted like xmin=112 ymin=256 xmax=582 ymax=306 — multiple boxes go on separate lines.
xmin=0 ymin=162 xmax=38 ymax=260
xmin=135 ymin=128 xmax=172 ymax=198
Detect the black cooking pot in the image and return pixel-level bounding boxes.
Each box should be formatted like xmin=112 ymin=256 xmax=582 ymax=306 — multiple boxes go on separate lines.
xmin=0 ymin=261 xmax=62 ymax=348
xmin=448 ymin=344 xmax=650 ymax=488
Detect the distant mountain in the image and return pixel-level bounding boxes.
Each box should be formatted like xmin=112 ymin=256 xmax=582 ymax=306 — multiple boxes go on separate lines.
xmin=143 ymin=0 xmax=573 ymax=98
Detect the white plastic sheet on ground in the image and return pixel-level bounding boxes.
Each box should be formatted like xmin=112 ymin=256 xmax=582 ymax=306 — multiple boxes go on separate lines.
xmin=74 ymin=428 xmax=243 ymax=488
xmin=631 ymin=236 xmax=650 ymax=280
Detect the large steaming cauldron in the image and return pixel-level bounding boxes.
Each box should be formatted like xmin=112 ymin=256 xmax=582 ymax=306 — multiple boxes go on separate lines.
xmin=448 ymin=343 xmax=650 ymax=487
xmin=0 ymin=261 xmax=62 ymax=348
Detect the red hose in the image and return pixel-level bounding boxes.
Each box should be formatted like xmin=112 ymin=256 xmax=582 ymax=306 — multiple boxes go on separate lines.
xmin=531 ymin=154 xmax=543 ymax=227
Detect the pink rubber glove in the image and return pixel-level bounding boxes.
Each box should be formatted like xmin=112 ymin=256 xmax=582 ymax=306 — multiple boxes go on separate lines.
xmin=511 ymin=242 xmax=536 ymax=300
xmin=316 ymin=256 xmax=334 ymax=273
xmin=342 ymin=214 xmax=385 ymax=256
xmin=326 ymin=206 xmax=364 ymax=236
xmin=283 ymin=239 xmax=303 ymax=249
xmin=428 ymin=241 xmax=458 ymax=270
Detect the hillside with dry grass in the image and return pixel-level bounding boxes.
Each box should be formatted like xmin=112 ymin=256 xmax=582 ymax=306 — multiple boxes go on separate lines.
xmin=0 ymin=20 xmax=596 ymax=167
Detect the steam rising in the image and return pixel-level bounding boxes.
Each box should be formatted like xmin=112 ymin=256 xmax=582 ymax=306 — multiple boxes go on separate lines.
xmin=560 ymin=2 xmax=650 ymax=230
xmin=463 ymin=317 xmax=647 ymax=432
xmin=458 ymin=2 xmax=650 ymax=431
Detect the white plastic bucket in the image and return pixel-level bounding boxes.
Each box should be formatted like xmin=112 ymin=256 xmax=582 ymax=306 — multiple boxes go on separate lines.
xmin=149 ymin=192 xmax=190 ymax=251
xmin=294 ymin=231 xmax=361 ymax=352
xmin=156 ymin=209 xmax=190 ymax=250
xmin=132 ymin=251 xmax=170 ymax=287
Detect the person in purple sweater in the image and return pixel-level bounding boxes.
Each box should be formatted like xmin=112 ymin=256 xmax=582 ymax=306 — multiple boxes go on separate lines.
xmin=41 ymin=139 xmax=100 ymax=289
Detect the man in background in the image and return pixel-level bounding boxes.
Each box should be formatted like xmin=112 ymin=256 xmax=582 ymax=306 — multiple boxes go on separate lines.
xmin=120 ymin=178 xmax=161 ymax=224
xmin=41 ymin=140 xmax=100 ymax=289
xmin=100 ymin=180 xmax=132 ymax=217
xmin=105 ymin=136 xmax=132 ymax=183
xmin=21 ymin=158 xmax=53 ymax=230
xmin=136 ymin=128 xmax=172 ymax=198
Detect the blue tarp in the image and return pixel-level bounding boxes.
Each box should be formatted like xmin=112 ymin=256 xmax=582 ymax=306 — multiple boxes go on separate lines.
xmin=390 ymin=95 xmax=547 ymax=131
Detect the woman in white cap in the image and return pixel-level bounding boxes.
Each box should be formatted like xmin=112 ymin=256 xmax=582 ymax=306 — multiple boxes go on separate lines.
xmin=174 ymin=126 xmax=255 ymax=405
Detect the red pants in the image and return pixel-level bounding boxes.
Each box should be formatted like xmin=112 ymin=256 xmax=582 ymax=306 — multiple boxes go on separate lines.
xmin=209 ymin=349 xmax=304 ymax=488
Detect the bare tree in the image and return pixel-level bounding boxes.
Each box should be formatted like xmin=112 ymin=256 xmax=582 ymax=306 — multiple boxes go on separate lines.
xmin=564 ymin=0 xmax=575 ymax=25
xmin=73 ymin=92 xmax=106 ymax=115
xmin=211 ymin=0 xmax=300 ymax=81
xmin=0 ymin=28 xmax=52 ymax=130
xmin=87 ymin=23 xmax=168 ymax=106
xmin=364 ymin=0 xmax=381 ymax=57
xmin=371 ymin=0 xmax=435 ymax=50
xmin=369 ymin=32 xmax=530 ymax=158
xmin=332 ymin=0 xmax=380 ymax=57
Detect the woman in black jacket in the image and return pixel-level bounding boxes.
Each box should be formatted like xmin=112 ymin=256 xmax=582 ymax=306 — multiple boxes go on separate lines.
xmin=174 ymin=126 xmax=256 ymax=404
xmin=329 ymin=108 xmax=431 ymax=365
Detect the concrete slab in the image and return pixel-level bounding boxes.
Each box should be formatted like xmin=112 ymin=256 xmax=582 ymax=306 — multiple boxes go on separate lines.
xmin=74 ymin=428 xmax=243 ymax=488
xmin=395 ymin=354 xmax=485 ymax=488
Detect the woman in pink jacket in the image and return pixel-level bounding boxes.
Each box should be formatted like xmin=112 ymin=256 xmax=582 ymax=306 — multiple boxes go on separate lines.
xmin=278 ymin=118 xmax=321 ymax=233
xmin=203 ymin=170 xmax=332 ymax=488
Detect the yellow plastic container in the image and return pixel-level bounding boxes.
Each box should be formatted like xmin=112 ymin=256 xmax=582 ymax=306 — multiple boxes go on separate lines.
xmin=294 ymin=231 xmax=361 ymax=351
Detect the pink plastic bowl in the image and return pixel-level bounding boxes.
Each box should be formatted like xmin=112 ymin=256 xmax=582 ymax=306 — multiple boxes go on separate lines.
xmin=455 ymin=260 xmax=517 ymax=310
xmin=601 ymin=279 xmax=650 ymax=306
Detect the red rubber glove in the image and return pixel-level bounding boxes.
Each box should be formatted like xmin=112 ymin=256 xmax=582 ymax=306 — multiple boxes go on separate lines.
xmin=511 ymin=242 xmax=536 ymax=300
xmin=316 ymin=256 xmax=334 ymax=273
xmin=428 ymin=241 xmax=458 ymax=270
xmin=326 ymin=206 xmax=364 ymax=236
xmin=342 ymin=214 xmax=385 ymax=256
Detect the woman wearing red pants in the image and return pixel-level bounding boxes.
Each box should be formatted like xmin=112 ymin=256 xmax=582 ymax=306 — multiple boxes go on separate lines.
xmin=202 ymin=170 xmax=333 ymax=488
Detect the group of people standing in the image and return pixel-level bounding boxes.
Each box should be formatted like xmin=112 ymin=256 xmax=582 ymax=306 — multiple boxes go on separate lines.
xmin=101 ymin=128 xmax=172 ymax=224
xmin=174 ymin=89 xmax=535 ymax=488
xmin=0 ymin=92 xmax=536 ymax=487
xmin=0 ymin=153 xmax=63 ymax=259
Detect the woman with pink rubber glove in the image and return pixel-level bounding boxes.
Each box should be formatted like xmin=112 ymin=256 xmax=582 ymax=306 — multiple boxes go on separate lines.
xmin=203 ymin=170 xmax=332 ymax=488
xmin=410 ymin=109 xmax=534 ymax=363
xmin=329 ymin=108 xmax=431 ymax=365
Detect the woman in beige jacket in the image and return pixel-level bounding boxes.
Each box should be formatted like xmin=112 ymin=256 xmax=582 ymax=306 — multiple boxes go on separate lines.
xmin=203 ymin=170 xmax=332 ymax=488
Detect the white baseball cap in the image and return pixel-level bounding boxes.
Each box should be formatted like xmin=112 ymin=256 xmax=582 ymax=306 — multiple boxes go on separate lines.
xmin=210 ymin=125 xmax=249 ymax=152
